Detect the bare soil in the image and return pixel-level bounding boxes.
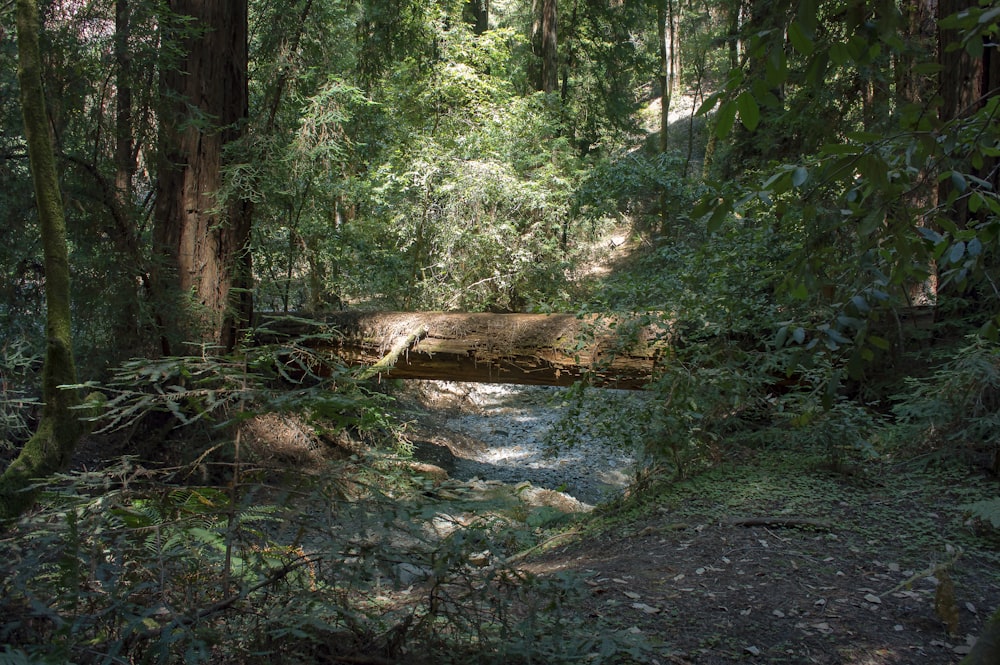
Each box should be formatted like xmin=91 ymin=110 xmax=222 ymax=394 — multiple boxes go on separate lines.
xmin=519 ymin=452 xmax=1000 ymax=664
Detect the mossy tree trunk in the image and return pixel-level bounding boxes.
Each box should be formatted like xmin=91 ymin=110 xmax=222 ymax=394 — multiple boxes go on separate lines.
xmin=0 ymin=0 xmax=83 ymax=522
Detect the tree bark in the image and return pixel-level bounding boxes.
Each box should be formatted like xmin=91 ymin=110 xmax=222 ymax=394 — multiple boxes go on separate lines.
xmin=259 ymin=311 xmax=668 ymax=389
xmin=1 ymin=0 xmax=84 ymax=522
xmin=465 ymin=0 xmax=489 ymax=35
xmin=115 ymin=0 xmax=135 ymax=203
xmin=153 ymin=0 xmax=252 ymax=353
xmin=657 ymin=0 xmax=675 ymax=232
xmin=541 ymin=0 xmax=558 ymax=93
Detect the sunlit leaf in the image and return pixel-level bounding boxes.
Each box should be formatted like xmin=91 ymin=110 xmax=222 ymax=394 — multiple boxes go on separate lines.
xmin=775 ymin=325 xmax=789 ymax=347
xmin=707 ymin=204 xmax=730 ymax=233
xmin=868 ymin=335 xmax=890 ymax=350
xmin=696 ymin=91 xmax=723 ymax=116
xmin=829 ymin=41 xmax=850 ymax=65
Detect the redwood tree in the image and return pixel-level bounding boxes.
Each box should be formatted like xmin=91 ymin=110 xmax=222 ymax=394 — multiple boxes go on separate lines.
xmin=531 ymin=0 xmax=558 ymax=93
xmin=153 ymin=0 xmax=252 ymax=353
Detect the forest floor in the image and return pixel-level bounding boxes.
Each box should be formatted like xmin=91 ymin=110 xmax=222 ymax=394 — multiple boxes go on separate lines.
xmin=520 ymin=452 xmax=1000 ymax=664
xmin=402 ymin=382 xmax=1000 ymax=665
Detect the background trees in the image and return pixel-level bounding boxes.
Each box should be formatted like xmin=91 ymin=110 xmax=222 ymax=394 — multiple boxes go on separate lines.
xmin=0 ymin=0 xmax=993 ymax=448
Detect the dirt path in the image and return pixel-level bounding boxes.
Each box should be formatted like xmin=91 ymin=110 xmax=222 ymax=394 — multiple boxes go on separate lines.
xmin=522 ymin=453 xmax=1000 ymax=664
xmin=391 ymin=381 xmax=1000 ymax=664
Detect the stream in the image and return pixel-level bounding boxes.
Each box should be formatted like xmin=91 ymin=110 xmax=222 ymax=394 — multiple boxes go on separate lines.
xmin=405 ymin=381 xmax=650 ymax=505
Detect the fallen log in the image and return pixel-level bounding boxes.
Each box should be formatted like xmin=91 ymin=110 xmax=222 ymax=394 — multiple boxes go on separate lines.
xmin=256 ymin=305 xmax=941 ymax=388
xmin=258 ymin=311 xmax=670 ymax=389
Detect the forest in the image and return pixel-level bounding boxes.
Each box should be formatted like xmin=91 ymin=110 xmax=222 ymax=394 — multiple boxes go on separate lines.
xmin=1 ymin=0 xmax=999 ymax=662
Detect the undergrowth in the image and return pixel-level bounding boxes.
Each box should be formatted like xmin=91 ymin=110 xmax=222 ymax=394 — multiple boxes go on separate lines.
xmin=0 ymin=452 xmax=652 ymax=665
xmin=0 ymin=320 xmax=653 ymax=664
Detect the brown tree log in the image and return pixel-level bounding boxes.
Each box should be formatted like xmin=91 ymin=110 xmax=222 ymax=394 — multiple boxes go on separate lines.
xmin=260 ymin=311 xmax=670 ymax=389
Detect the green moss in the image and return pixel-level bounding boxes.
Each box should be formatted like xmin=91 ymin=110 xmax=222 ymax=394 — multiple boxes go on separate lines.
xmin=1 ymin=0 xmax=83 ymax=524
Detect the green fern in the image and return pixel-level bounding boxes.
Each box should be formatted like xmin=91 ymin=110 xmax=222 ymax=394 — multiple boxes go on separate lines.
xmin=960 ymin=498 xmax=1000 ymax=528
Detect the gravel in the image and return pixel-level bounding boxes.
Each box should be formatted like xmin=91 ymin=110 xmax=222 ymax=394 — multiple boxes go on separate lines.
xmin=412 ymin=382 xmax=646 ymax=505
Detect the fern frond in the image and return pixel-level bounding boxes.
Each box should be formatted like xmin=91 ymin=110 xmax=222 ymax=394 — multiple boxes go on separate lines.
xmin=960 ymin=498 xmax=1000 ymax=528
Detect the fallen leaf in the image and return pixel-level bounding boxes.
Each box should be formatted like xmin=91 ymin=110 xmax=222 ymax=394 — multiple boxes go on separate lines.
xmin=864 ymin=593 xmax=882 ymax=604
xmin=631 ymin=602 xmax=661 ymax=614
xmin=745 ymin=645 xmax=761 ymax=656
xmin=624 ymin=591 xmax=642 ymax=599
xmin=772 ymin=610 xmax=785 ymax=618
xmin=812 ymin=622 xmax=832 ymax=634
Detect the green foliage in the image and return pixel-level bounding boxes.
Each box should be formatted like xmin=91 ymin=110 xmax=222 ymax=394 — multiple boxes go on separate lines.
xmin=0 ymin=339 xmax=41 ymax=450
xmin=783 ymin=394 xmax=883 ymax=467
xmin=75 ymin=321 xmax=394 ymax=442
xmin=0 ymin=456 xmax=652 ymax=664
xmin=353 ymin=103 xmax=588 ymax=311
xmin=892 ymin=338 xmax=1000 ymax=456
xmin=961 ymin=499 xmax=1000 ymax=529
xmin=574 ymin=149 xmax=702 ymax=232
xmin=697 ymin=0 xmax=1000 ymax=369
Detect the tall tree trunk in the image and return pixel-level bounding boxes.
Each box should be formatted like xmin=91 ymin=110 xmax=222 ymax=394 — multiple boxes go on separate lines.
xmin=153 ymin=0 xmax=251 ymax=353
xmin=657 ymin=0 xmax=675 ymax=232
xmin=896 ymin=0 xmax=936 ymax=109
xmin=541 ymin=0 xmax=558 ymax=93
xmin=657 ymin=0 xmax=670 ymax=153
xmin=1 ymin=0 xmax=84 ymax=522
xmin=937 ymin=0 xmax=985 ymax=229
xmin=705 ymin=0 xmax=743 ymax=176
xmin=115 ymin=0 xmax=135 ymax=203
xmin=895 ymin=0 xmax=939 ymax=305
xmin=466 ymin=0 xmax=489 ymax=35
